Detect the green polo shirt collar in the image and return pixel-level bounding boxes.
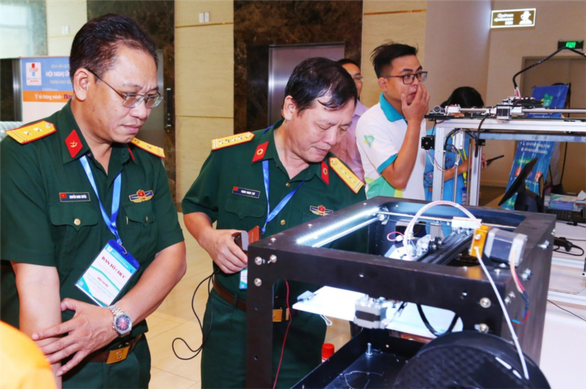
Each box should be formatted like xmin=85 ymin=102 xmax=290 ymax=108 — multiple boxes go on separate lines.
xmin=254 ymin=119 xmax=328 ymax=185
xmin=380 ymin=93 xmax=405 ymax=122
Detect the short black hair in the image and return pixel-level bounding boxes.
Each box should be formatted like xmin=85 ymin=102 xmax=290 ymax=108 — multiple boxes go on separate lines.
xmin=441 ymin=87 xmax=485 ymax=108
xmin=337 ymin=58 xmax=360 ymax=69
xmin=70 ymin=14 xmax=157 ymax=81
xmin=370 ymin=43 xmax=418 ymax=78
xmin=284 ymin=57 xmax=357 ymax=114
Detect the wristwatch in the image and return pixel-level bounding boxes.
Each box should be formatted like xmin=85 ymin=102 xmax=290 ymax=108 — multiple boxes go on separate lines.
xmin=108 ymin=305 xmax=132 ymax=337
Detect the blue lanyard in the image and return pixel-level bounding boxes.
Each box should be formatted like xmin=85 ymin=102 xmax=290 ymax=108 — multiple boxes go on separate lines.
xmin=261 ymin=159 xmax=304 ymax=234
xmin=79 ymin=156 xmax=123 ymax=245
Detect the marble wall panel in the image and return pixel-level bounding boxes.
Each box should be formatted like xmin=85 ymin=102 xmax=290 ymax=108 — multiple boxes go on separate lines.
xmin=361 ymin=6 xmax=427 ymax=107
xmin=234 ymin=0 xmax=363 ymax=132
xmin=175 ymin=0 xmax=233 ymax=26
xmin=175 ymin=116 xmax=234 ymax=205
xmin=46 ymin=0 xmax=88 ymax=56
xmin=175 ymin=25 xmax=234 ymax=118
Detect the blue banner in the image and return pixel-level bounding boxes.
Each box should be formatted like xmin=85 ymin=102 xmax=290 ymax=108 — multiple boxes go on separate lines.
xmin=501 ymin=85 xmax=568 ymax=210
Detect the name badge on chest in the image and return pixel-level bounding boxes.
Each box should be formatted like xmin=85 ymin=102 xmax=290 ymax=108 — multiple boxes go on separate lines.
xmin=76 ymin=240 xmax=140 ymax=307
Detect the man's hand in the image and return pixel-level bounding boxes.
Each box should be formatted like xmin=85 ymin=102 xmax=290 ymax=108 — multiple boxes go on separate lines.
xmin=401 ymin=83 xmax=430 ymax=126
xmin=33 ymin=299 xmax=118 ymax=377
xmin=184 ymin=212 xmax=248 ymax=274
xmin=200 ymin=228 xmax=248 ymax=274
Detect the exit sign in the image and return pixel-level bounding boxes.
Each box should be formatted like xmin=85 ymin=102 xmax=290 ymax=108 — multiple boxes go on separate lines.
xmin=558 ymin=40 xmax=584 ymax=50
xmin=491 ymin=8 xmax=536 ymax=28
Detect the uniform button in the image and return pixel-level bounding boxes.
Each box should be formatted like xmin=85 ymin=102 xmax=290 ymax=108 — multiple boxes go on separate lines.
xmin=74 ymin=218 xmax=81 ymax=226
xmin=145 ymin=216 xmax=149 ymax=223
xmin=280 ymin=219 xmax=286 ymax=225
xmin=285 ymin=183 xmax=290 ymax=187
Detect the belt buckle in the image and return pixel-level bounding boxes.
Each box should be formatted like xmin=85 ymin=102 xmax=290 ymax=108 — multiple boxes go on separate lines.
xmin=106 ymin=342 xmax=130 ymax=364
xmin=272 ymin=308 xmax=290 ymax=322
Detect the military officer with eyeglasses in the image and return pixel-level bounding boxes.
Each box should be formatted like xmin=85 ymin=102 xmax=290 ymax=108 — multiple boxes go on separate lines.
xmin=0 ymin=14 xmax=186 ymax=388
xmin=356 ymin=43 xmax=430 ymax=200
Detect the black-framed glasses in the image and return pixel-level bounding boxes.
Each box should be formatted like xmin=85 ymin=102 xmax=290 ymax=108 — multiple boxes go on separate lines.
xmin=383 ymin=71 xmax=428 ymax=85
xmin=87 ymin=68 xmax=163 ymax=108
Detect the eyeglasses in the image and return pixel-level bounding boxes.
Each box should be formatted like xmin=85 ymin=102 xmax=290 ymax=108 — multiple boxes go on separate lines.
xmin=383 ymin=71 xmax=428 ymax=85
xmin=87 ymin=69 xmax=163 ymax=108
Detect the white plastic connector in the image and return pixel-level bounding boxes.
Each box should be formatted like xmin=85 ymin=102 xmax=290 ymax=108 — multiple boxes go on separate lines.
xmin=451 ymin=216 xmax=482 ymax=231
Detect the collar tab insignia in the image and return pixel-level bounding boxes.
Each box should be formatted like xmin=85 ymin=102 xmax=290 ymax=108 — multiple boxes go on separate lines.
xmin=321 ymin=161 xmax=329 ymax=185
xmin=65 ymin=130 xmax=83 ymax=158
xmin=310 ymin=205 xmax=333 ymax=216
xmin=6 ymin=121 xmax=56 ymax=144
xmin=212 ymin=132 xmax=255 ymax=151
xmin=252 ymin=141 xmax=269 ymax=162
xmin=329 ymin=157 xmax=364 ymax=194
xmin=129 ymin=189 xmax=154 ymax=203
xmin=131 ymin=138 xmax=165 ymax=158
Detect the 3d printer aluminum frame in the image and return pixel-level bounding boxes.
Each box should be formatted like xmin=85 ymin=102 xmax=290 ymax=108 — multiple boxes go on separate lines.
xmin=246 ymin=197 xmax=556 ymax=388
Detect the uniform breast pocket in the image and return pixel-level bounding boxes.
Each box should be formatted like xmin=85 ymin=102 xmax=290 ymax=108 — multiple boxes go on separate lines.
xmin=49 ymin=203 xmax=99 ymax=272
xmin=121 ymin=202 xmax=157 ymax=262
xmin=225 ymin=194 xmax=265 ymax=221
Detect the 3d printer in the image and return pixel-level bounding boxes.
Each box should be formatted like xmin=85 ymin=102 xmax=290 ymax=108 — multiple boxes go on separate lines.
xmin=246 ymin=197 xmax=555 ymax=388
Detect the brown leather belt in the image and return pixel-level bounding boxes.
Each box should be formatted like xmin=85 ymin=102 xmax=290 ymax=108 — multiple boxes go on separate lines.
xmin=86 ymin=334 xmax=142 ymax=364
xmin=212 ymin=277 xmax=290 ymax=322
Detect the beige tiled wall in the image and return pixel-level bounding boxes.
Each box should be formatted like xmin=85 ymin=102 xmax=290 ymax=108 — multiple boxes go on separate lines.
xmin=361 ymin=0 xmax=427 ymax=108
xmin=175 ymin=0 xmax=234 ymax=202
xmin=46 ymin=0 xmax=87 ymax=56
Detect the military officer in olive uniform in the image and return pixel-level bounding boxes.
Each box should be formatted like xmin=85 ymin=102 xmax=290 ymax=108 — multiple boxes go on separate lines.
xmin=182 ymin=57 xmax=366 ymax=388
xmin=0 ymin=14 xmax=186 ymax=388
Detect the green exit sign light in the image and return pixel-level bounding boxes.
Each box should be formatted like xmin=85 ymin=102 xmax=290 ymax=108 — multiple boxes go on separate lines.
xmin=558 ymin=40 xmax=584 ymax=50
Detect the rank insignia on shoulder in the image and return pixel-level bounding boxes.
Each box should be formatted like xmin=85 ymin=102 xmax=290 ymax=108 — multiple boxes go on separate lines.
xmin=329 ymin=157 xmax=364 ymax=194
xmin=6 ymin=121 xmax=56 ymax=144
xmin=130 ymin=138 xmax=165 ymax=158
xmin=310 ymin=205 xmax=333 ymax=217
xmin=212 ymin=132 xmax=255 ymax=151
xmin=129 ymin=189 xmax=154 ymax=203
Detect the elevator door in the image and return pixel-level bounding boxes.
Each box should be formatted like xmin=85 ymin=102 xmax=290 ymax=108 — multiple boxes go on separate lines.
xmin=268 ymin=44 xmax=345 ymax=125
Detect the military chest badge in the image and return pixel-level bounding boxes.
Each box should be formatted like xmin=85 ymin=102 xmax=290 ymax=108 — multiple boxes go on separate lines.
xmin=310 ymin=205 xmax=333 ymax=216
xmin=129 ymin=189 xmax=154 ymax=203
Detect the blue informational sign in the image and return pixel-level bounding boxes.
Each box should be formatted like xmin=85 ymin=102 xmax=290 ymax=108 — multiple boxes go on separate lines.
xmin=19 ymin=56 xmax=72 ymax=123
xmin=21 ymin=56 xmax=71 ymax=93
xmin=501 ymin=85 xmax=569 ymax=210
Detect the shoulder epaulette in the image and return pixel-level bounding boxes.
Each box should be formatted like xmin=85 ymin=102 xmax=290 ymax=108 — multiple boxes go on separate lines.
xmin=329 ymin=157 xmax=364 ymax=194
xmin=130 ymin=138 xmax=165 ymax=158
xmin=6 ymin=121 xmax=56 ymax=144
xmin=212 ymin=132 xmax=255 ymax=151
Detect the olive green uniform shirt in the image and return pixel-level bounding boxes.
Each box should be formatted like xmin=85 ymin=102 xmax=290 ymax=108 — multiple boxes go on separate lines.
xmin=1 ymin=101 xmax=184 ymax=339
xmin=182 ymin=122 xmax=365 ymax=388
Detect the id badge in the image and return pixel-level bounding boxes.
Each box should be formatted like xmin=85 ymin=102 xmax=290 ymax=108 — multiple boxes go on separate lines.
xmin=76 ymin=240 xmax=139 ymax=307
xmin=239 ymin=268 xmax=248 ymax=290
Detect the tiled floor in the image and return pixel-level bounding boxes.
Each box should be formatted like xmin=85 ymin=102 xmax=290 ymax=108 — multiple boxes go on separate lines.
xmin=147 ymin=216 xmax=210 ymax=389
